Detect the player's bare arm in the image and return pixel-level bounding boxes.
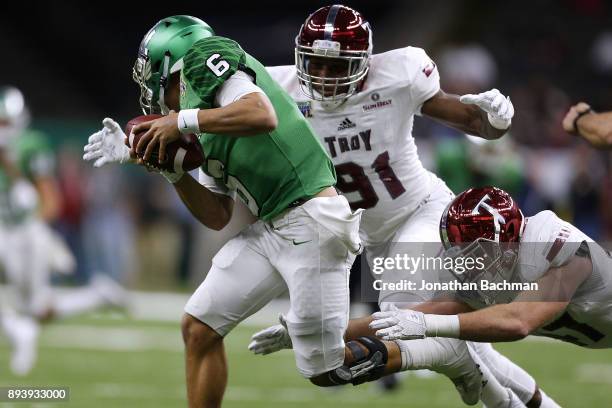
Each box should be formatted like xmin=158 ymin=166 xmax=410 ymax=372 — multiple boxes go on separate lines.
xmin=455 ymin=302 xmax=568 ymax=342
xmin=31 ymin=176 xmax=62 ymax=222
xmin=455 ymin=253 xmax=592 ymax=342
xmin=195 ymin=92 xmax=277 ymax=135
xmin=134 ymin=89 xmax=277 ymax=163
xmin=421 ymin=89 xmax=513 ymax=140
xmin=173 ymin=173 xmax=234 ymax=231
xmin=0 ymin=148 xmax=20 ymax=180
xmin=371 ymin=248 xmax=593 ymax=343
xmin=562 ymin=102 xmax=612 ymax=149
xmin=345 ymin=297 xmax=471 ymax=341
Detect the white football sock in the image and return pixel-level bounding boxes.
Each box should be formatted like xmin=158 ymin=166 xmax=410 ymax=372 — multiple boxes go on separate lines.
xmin=396 ymin=339 xmax=526 ymax=408
xmin=52 ymin=287 xmax=107 ymax=319
xmin=396 ymin=337 xmax=446 ymax=370
xmin=395 ymin=338 xmax=484 ymax=406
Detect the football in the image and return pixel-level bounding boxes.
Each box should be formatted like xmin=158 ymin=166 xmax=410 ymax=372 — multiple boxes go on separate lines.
xmin=124 ymin=114 xmax=204 ymax=173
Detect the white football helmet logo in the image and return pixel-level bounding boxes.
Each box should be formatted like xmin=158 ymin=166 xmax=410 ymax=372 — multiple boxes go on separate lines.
xmin=471 ymin=194 xmax=506 ymax=242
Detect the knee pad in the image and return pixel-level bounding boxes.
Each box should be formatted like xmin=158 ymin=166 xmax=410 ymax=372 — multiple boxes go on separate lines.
xmin=328 ymin=336 xmax=389 ymax=386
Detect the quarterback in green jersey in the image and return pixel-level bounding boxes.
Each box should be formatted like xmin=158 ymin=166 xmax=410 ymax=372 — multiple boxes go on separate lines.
xmin=83 ymin=15 xmax=409 ymax=407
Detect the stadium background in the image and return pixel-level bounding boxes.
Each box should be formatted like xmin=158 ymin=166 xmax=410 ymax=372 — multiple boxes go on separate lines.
xmin=1 ymin=0 xmax=611 ymax=406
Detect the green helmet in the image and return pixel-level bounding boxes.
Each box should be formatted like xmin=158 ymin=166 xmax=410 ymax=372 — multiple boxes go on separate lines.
xmin=133 ymin=15 xmax=214 ymax=114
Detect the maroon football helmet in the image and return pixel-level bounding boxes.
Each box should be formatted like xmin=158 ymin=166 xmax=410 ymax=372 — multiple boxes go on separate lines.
xmin=295 ymin=5 xmax=372 ymax=102
xmin=441 ymin=186 xmax=524 ymax=248
xmin=440 ymin=187 xmax=525 ymax=300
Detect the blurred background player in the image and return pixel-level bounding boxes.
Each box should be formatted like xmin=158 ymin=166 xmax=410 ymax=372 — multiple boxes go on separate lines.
xmin=258 ymin=5 xmax=554 ymax=407
xmin=562 ymin=102 xmax=612 ymax=148
xmin=435 ymin=135 xmax=525 ymax=198
xmin=0 ymin=86 xmax=127 ymax=376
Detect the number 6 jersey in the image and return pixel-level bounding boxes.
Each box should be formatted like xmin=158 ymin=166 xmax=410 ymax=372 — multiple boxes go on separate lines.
xmin=180 ymin=36 xmax=336 ymax=221
xmin=267 ymin=47 xmax=441 ymax=247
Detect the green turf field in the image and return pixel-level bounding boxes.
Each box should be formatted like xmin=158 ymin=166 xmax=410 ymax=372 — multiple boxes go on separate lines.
xmin=1 ymin=314 xmax=611 ymax=407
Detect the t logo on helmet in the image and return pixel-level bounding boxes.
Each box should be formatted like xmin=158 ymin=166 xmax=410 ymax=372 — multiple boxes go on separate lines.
xmin=471 ymin=194 xmax=506 ymax=243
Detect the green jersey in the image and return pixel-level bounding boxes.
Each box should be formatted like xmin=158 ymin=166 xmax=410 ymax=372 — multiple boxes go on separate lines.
xmin=180 ymin=36 xmax=336 ymax=221
xmin=0 ymin=130 xmax=53 ymax=224
xmin=13 ymin=130 xmax=55 ymax=180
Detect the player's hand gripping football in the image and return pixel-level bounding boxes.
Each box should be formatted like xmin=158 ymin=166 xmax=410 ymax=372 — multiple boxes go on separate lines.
xmin=83 ymin=118 xmax=131 ymax=167
xmin=460 ymin=88 xmax=514 ymax=130
xmin=248 ymin=314 xmax=293 ymax=355
xmin=132 ymin=111 xmax=181 ymax=164
xmin=369 ymin=305 xmax=427 ymax=340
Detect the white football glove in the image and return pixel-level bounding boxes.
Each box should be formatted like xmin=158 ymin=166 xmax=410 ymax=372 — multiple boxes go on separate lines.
xmin=460 ymin=88 xmax=514 ymax=130
xmin=83 ymin=118 xmax=131 ymax=167
xmin=248 ymin=314 xmax=292 ymax=355
xmin=369 ymin=305 xmax=427 ymax=341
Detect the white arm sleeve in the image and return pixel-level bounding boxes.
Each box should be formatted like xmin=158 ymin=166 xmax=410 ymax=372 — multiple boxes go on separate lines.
xmin=214 ymin=70 xmax=264 ymax=108
xmin=198 ymin=169 xmax=236 ymax=199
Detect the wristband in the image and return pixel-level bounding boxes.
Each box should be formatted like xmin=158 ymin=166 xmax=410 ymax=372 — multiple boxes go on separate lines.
xmin=573 ymin=108 xmax=593 ymax=134
xmin=487 ymin=112 xmax=511 ymax=130
xmin=177 ymin=109 xmax=200 ymax=135
xmin=424 ymin=314 xmax=461 ymax=338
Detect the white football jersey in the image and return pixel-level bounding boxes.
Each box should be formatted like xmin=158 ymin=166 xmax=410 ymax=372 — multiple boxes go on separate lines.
xmin=267 ymin=47 xmax=441 ymax=247
xmin=521 ymin=211 xmax=612 ymax=348
xmin=463 ymin=210 xmax=612 ymax=348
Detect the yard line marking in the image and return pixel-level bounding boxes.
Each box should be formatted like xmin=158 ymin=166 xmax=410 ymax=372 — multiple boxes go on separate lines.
xmin=576 ymin=363 xmax=612 ymax=384
xmin=41 ymin=325 xmax=183 ymax=352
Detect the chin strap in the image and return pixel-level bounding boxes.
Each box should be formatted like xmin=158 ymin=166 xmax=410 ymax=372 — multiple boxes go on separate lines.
xmin=158 ymin=53 xmax=171 ymax=115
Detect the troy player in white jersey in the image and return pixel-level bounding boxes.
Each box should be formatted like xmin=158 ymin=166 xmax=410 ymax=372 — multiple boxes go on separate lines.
xmin=254 ymin=5 xmax=557 ymax=407
xmin=266 ymin=6 xmax=513 ymax=305
xmin=270 ymin=44 xmax=443 ymax=248
xmin=371 ymin=186 xmax=612 ymax=350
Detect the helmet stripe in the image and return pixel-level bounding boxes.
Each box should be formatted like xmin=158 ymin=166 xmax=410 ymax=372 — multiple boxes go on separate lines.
xmin=158 ymin=53 xmax=171 ymax=114
xmin=324 ymin=5 xmax=341 ymax=40
xmin=439 ymin=201 xmax=452 ymax=249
